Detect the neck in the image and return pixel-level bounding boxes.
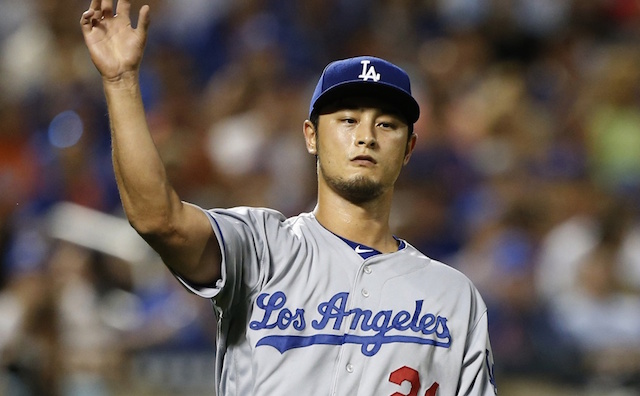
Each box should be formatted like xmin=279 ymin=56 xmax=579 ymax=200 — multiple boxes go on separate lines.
xmin=313 ymin=181 xmax=397 ymax=253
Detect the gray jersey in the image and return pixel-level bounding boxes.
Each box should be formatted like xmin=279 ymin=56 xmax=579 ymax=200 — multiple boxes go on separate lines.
xmin=176 ymin=207 xmax=497 ymax=396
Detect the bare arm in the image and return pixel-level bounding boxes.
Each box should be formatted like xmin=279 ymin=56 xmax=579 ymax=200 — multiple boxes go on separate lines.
xmin=80 ymin=0 xmax=221 ymax=285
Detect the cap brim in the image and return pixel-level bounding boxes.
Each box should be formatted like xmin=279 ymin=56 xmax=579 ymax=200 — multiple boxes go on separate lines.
xmin=312 ymin=81 xmax=420 ymax=124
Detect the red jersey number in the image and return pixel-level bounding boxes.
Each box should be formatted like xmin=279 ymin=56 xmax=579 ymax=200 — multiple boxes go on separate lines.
xmin=389 ymin=366 xmax=439 ymax=396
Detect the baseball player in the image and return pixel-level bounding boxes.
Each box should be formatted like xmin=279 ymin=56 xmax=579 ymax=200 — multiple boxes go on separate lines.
xmin=80 ymin=1 xmax=497 ymax=395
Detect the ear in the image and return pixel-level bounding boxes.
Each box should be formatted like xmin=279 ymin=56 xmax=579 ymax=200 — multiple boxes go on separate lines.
xmin=303 ymin=120 xmax=317 ymax=155
xmin=403 ymin=133 xmax=417 ymax=165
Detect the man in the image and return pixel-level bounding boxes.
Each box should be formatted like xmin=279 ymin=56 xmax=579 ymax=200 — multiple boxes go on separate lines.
xmin=80 ymin=1 xmax=497 ymax=394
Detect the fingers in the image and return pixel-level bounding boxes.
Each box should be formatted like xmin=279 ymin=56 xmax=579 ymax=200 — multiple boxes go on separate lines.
xmin=101 ymin=0 xmax=114 ymax=17
xmin=116 ymin=0 xmax=131 ymax=19
xmin=89 ymin=0 xmax=101 ymax=12
xmin=80 ymin=9 xmax=97 ymax=32
xmin=137 ymin=5 xmax=151 ymax=33
xmin=80 ymin=0 xmax=101 ymax=31
xmin=80 ymin=0 xmax=150 ymax=33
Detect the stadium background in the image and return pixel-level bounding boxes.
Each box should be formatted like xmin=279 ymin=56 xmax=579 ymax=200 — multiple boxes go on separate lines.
xmin=1 ymin=0 xmax=640 ymax=394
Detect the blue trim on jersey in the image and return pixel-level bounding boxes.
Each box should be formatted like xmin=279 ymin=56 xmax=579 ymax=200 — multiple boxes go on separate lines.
xmin=256 ymin=333 xmax=451 ymax=357
xmin=209 ymin=215 xmax=225 ymax=247
xmin=336 ymin=235 xmax=406 ymax=259
xmin=207 ymin=214 xmax=228 ymax=265
xmin=338 ymin=236 xmax=380 ymax=259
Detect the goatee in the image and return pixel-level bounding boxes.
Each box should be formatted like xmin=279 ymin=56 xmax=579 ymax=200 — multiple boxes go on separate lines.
xmin=323 ymin=174 xmax=384 ymax=204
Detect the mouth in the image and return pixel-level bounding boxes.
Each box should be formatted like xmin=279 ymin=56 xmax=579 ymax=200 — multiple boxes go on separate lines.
xmin=351 ymin=155 xmax=377 ymax=165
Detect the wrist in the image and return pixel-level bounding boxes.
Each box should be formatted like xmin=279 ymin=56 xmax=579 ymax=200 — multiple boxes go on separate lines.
xmin=102 ymin=71 xmax=140 ymax=90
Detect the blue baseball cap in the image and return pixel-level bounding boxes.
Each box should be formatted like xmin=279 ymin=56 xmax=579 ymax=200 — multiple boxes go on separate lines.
xmin=309 ymin=56 xmax=420 ymax=123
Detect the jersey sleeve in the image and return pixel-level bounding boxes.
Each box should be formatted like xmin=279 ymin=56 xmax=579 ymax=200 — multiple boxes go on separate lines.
xmin=457 ymin=289 xmax=498 ymax=395
xmin=174 ymin=206 xmax=285 ymax=311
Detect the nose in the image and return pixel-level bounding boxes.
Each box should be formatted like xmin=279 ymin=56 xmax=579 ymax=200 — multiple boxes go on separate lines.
xmin=355 ymin=123 xmax=376 ymax=148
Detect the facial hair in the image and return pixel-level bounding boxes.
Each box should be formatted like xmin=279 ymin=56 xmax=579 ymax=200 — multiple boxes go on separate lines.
xmin=314 ymin=134 xmax=386 ymax=204
xmin=320 ymin=168 xmax=384 ymax=204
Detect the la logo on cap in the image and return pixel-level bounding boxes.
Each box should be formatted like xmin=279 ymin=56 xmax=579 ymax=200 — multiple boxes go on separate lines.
xmin=358 ymin=60 xmax=380 ymax=82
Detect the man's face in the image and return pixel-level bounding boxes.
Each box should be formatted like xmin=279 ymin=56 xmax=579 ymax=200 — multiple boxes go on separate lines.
xmin=304 ymin=97 xmax=416 ymax=203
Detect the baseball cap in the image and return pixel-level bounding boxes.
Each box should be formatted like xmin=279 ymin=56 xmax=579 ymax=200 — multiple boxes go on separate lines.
xmin=309 ymin=56 xmax=420 ymax=124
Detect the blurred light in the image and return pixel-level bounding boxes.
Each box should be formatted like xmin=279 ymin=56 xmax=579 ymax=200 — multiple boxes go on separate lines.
xmin=48 ymin=110 xmax=83 ymax=148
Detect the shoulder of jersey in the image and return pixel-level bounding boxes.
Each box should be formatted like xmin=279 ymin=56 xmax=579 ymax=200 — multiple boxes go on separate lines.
xmin=404 ymin=244 xmax=478 ymax=285
xmin=217 ymin=206 xmax=288 ymax=221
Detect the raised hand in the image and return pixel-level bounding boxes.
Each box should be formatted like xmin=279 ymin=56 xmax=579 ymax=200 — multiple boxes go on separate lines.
xmin=80 ymin=0 xmax=150 ymax=82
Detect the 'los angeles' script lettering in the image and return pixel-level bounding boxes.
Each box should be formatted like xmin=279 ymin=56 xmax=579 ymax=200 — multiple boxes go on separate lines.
xmin=249 ymin=291 xmax=451 ymax=356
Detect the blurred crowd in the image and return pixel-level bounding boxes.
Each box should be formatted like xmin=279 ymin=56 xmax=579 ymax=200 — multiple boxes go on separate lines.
xmin=2 ymin=0 xmax=640 ymax=395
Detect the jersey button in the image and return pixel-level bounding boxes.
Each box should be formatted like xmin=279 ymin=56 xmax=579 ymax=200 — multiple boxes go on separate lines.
xmin=363 ymin=266 xmax=372 ymax=274
xmin=346 ymin=363 xmax=354 ymax=373
xmin=361 ymin=289 xmax=370 ymax=298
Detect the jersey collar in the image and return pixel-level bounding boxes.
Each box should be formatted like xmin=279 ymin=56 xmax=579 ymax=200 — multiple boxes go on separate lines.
xmin=336 ymin=235 xmax=406 ymax=259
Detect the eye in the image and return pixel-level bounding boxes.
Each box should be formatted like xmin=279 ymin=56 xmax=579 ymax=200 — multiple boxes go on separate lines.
xmin=377 ymin=121 xmax=396 ymax=130
xmin=341 ymin=117 xmax=357 ymax=125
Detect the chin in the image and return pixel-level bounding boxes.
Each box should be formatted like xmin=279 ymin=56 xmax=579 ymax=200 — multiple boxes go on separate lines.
xmin=328 ymin=175 xmax=384 ymax=203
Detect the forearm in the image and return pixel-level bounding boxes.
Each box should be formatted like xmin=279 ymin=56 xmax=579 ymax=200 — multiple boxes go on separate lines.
xmin=104 ymin=73 xmax=180 ymax=235
xmin=102 ymin=74 xmax=221 ymax=284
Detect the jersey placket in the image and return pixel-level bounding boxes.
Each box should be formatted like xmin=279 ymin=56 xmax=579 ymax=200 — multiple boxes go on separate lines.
xmin=330 ymin=256 xmax=383 ymax=395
